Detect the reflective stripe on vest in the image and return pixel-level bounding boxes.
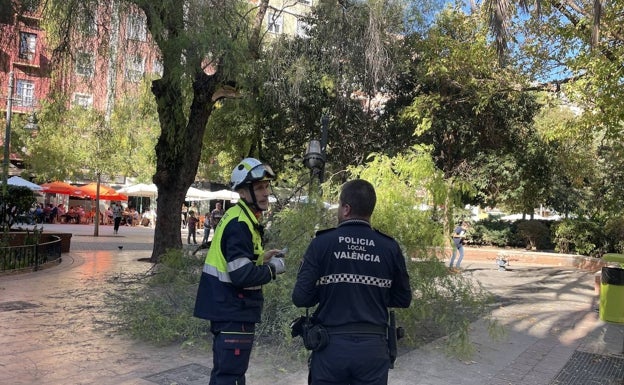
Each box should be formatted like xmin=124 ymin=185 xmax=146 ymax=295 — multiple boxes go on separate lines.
xmin=202 ymin=201 xmax=264 ymax=284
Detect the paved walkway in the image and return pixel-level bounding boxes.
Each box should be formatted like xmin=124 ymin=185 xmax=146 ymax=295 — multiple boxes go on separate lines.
xmin=1 ymin=223 xmax=623 ymax=384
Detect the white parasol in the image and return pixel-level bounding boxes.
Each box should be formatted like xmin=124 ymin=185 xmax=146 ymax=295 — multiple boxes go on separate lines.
xmin=6 ymin=176 xmax=42 ymax=191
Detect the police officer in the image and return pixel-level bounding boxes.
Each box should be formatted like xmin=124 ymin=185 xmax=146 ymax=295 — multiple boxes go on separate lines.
xmin=292 ymin=179 xmax=412 ymax=385
xmin=194 ymin=157 xmax=286 ymax=385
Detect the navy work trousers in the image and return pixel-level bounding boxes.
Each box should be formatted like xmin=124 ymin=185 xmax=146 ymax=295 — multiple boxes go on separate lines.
xmin=209 ymin=321 xmax=255 ymax=385
xmin=309 ymin=334 xmax=390 ymax=385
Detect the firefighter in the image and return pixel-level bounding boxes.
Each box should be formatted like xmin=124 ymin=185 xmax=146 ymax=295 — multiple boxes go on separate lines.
xmin=292 ymin=179 xmax=412 ymax=385
xmin=194 ymin=157 xmax=286 ymax=385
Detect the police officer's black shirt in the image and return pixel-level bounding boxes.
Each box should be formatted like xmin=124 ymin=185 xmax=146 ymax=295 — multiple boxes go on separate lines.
xmin=292 ymin=219 xmax=412 ymax=327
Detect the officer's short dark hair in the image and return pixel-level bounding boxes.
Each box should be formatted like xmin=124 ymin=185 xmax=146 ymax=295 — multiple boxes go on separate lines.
xmin=340 ymin=179 xmax=376 ymax=217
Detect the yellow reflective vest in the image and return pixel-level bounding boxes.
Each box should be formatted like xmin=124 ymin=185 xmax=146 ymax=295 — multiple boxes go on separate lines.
xmin=194 ymin=201 xmax=272 ymax=322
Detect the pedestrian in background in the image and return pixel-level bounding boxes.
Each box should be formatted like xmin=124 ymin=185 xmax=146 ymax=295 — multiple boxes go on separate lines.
xmin=181 ymin=203 xmax=188 ymax=229
xmin=112 ymin=202 xmax=123 ymax=235
xmin=449 ymin=221 xmax=469 ymax=271
xmin=202 ymin=212 xmax=211 ymax=244
xmin=187 ymin=211 xmax=199 ymax=245
xmin=210 ymin=202 xmax=224 ymax=229
xmin=292 ymin=179 xmax=412 ymax=385
xmin=56 ymin=203 xmax=66 ymax=223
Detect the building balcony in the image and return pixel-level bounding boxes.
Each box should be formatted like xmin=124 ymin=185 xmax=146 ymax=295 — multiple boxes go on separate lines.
xmin=13 ymin=59 xmax=40 ymax=69
xmin=18 ymin=13 xmax=43 ymax=25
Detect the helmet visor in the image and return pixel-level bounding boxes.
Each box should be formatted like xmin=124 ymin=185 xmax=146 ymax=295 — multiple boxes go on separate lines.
xmin=249 ymin=164 xmax=276 ymax=181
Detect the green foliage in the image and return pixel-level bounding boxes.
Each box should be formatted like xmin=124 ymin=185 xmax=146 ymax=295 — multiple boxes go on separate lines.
xmin=514 ymin=0 xmax=624 ymax=137
xmin=38 ymin=0 xmax=278 ymax=259
xmin=552 ymin=219 xmax=606 ymax=256
xmin=258 ymin=197 xmax=336 ymax=361
xmin=0 ymin=186 xmax=37 ymax=231
xmin=506 ymin=0 xmax=624 ymax=219
xmin=533 ymin=103 xmax=619 ymax=219
xmin=256 ymin=0 xmax=412 ymax=175
xmin=603 ymin=217 xmax=624 ymax=254
xmin=456 ymin=216 xmax=624 ymax=255
xmin=108 ymin=81 xmax=159 ymax=181
xmin=347 ymin=147 xmax=448 ymax=254
xmin=264 ymin=181 xmax=495 ymax=360
xmin=339 ymin=148 xmax=495 ymax=356
xmin=108 ymin=249 xmax=210 ymax=346
xmin=516 ymin=220 xmax=551 ymax=250
xmin=390 ymin=7 xmax=544 ymax=211
xmin=469 ymin=219 xmax=514 ymax=247
xmin=198 ymin=99 xmax=258 ymax=184
xmin=26 ymin=86 xmax=157 ymax=182
xmin=400 ymin=258 xmax=496 ymax=360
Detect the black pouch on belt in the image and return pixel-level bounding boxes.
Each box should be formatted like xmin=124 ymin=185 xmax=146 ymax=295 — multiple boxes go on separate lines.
xmin=290 ymin=312 xmax=329 ymax=352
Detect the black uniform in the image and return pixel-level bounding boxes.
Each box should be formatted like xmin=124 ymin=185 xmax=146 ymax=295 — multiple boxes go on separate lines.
xmin=292 ymin=219 xmax=412 ymax=385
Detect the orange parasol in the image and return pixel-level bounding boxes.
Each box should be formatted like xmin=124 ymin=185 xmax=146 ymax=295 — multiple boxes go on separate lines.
xmin=75 ymin=182 xmax=128 ymax=201
xmin=40 ymin=181 xmax=86 ymax=197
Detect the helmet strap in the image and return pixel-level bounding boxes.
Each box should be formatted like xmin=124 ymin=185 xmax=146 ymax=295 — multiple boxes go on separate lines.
xmin=245 ymin=184 xmax=262 ymax=212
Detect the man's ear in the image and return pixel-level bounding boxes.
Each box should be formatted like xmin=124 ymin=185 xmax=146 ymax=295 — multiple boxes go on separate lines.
xmin=341 ymin=203 xmax=351 ymax=217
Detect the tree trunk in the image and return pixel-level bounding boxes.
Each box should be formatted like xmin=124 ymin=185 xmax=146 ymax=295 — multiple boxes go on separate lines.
xmin=152 ymin=182 xmax=186 ymax=258
xmin=105 ymin=0 xmax=120 ymax=122
xmin=138 ymin=0 xmax=271 ymax=262
xmin=150 ymin=71 xmax=219 ymax=262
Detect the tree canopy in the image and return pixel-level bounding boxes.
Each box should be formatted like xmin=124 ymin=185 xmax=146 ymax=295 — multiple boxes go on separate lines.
xmin=20 ymin=0 xmax=624 ymax=256
xmin=34 ymin=0 xmax=273 ymax=259
xmin=26 ymin=87 xmax=156 ymax=183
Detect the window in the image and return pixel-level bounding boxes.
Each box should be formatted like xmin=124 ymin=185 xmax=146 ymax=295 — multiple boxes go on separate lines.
xmin=126 ymin=12 xmax=147 ymax=41
xmin=76 ymin=52 xmax=95 ymax=77
xmin=267 ymin=11 xmax=283 ymax=34
xmin=80 ymin=11 xmax=98 ymax=36
xmin=296 ymin=18 xmax=309 ymax=38
xmin=15 ymin=80 xmax=35 ymax=107
xmin=125 ymin=54 xmax=144 ymax=82
xmin=19 ymin=32 xmax=36 ymax=61
xmin=152 ymin=59 xmax=163 ymax=76
xmin=23 ymin=0 xmax=39 ymax=13
xmin=73 ymin=93 xmax=93 ymax=108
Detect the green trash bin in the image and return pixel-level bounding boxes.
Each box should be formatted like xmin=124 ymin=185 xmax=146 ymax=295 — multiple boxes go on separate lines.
xmin=600 ymin=266 xmax=624 ymax=323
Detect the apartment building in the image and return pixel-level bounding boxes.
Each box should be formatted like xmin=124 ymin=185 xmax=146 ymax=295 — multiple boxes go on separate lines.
xmin=0 ymin=1 xmax=313 ymax=174
xmin=63 ymin=4 xmax=162 ymax=112
xmin=0 ymin=2 xmax=161 ymax=175
xmin=0 ymin=0 xmax=314 ymax=111
xmin=264 ymin=0 xmax=314 ymax=37
xmin=0 ymin=4 xmax=50 ymax=117
xmin=0 ymin=2 xmax=161 ymax=115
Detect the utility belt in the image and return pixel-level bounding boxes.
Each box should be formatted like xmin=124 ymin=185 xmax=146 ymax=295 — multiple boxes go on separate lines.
xmin=325 ymin=323 xmax=386 ymax=335
xmin=291 ymin=312 xmax=404 ymax=369
xmin=291 ymin=316 xmax=387 ymax=352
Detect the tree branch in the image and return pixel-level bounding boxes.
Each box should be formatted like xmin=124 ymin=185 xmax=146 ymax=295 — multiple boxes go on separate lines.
xmin=551 ymin=0 xmax=619 ymax=61
xmin=249 ymin=0 xmax=269 ymax=60
xmin=520 ymin=74 xmax=584 ymax=92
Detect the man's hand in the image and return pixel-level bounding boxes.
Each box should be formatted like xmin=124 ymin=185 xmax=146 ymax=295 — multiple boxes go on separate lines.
xmin=263 ymin=247 xmax=288 ymax=264
xmin=269 ymin=257 xmax=286 ymax=275
xmin=264 ymin=248 xmax=287 ymax=278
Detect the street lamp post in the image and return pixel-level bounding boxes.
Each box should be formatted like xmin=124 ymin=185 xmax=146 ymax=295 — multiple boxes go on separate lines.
xmin=319 ymin=115 xmax=329 ymax=183
xmin=3 ymin=72 xmax=14 ymax=195
xmin=303 ymin=139 xmax=324 ymax=189
xmin=303 ymin=115 xmax=329 ymax=186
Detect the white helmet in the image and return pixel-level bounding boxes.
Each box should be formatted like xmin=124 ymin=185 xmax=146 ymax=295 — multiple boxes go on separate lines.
xmin=230 ymin=157 xmax=276 ymax=191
